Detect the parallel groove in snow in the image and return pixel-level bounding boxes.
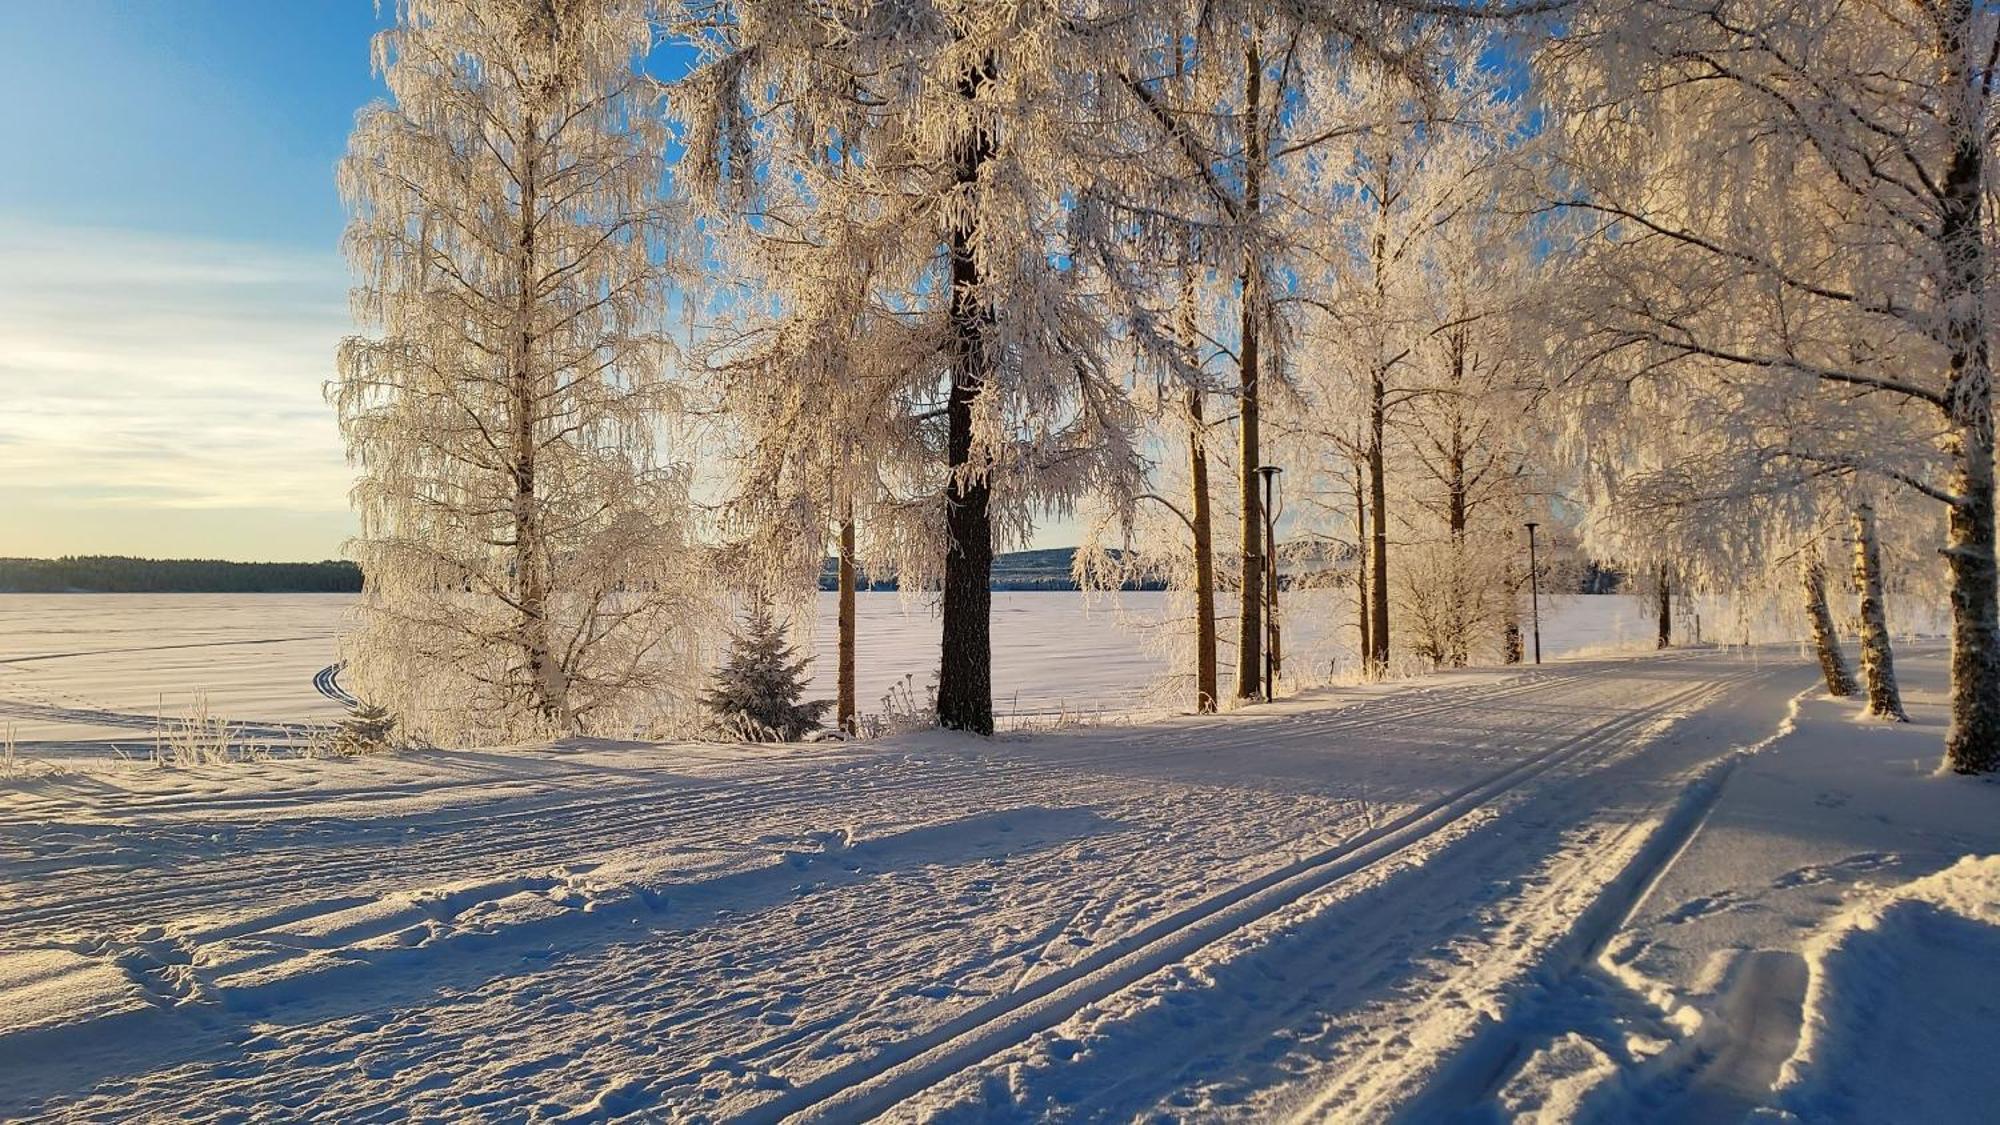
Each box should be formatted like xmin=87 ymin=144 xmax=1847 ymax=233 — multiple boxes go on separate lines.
xmin=751 ymin=673 xmax=1741 ymax=1123
xmin=0 ymin=666 xmax=1603 ymax=936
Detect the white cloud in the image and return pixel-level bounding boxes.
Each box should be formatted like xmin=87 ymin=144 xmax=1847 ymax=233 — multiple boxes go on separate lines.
xmin=0 ymin=220 xmax=356 ymax=519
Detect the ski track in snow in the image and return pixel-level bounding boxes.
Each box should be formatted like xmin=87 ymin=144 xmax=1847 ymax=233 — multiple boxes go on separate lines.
xmin=0 ymin=647 xmax=1820 ymax=1122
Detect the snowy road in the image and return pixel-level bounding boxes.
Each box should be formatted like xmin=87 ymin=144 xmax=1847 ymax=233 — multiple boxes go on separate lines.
xmin=0 ymin=647 xmax=1819 ymax=1121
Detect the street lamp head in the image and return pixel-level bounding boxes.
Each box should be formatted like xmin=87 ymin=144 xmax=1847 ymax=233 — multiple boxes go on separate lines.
xmin=1256 ymin=464 xmax=1283 ymax=481
xmin=1524 ymin=520 xmax=1539 ymax=533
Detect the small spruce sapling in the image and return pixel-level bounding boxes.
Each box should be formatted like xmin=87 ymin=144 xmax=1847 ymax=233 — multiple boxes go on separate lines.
xmin=332 ymin=703 xmax=399 ymax=757
xmin=703 ymin=604 xmax=831 ymax=742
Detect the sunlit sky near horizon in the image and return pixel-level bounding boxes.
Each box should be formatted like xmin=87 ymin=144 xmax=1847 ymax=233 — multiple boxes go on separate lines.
xmin=0 ymin=2 xmax=1080 ymax=564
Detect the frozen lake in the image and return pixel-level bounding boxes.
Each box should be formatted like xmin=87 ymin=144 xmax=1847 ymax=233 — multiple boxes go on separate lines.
xmin=0 ymin=591 xmax=1700 ymax=747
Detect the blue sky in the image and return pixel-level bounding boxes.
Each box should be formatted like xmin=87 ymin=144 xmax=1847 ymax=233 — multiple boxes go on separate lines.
xmin=0 ymin=2 xmax=389 ymax=561
xmin=0 ymin=4 xmax=1087 ymax=564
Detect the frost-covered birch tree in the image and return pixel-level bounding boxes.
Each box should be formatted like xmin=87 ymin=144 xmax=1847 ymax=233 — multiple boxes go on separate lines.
xmin=1542 ymin=0 xmax=2000 ymax=770
xmin=1071 ymin=8 xmax=1535 ymax=697
xmin=1283 ymin=43 xmax=1537 ymax=674
xmin=334 ymin=0 xmax=706 ymax=744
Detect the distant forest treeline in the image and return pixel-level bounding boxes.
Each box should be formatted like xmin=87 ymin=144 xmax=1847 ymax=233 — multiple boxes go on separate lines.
xmin=0 ymin=557 xmax=365 ymax=593
xmin=0 ymin=552 xmax=1126 ymax=593
xmin=0 ymin=551 xmax=1626 ymax=595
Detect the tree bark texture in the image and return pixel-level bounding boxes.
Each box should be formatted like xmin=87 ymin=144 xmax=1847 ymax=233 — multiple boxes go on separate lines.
xmin=1803 ymin=545 xmax=1858 ymax=697
xmin=511 ymin=106 xmax=566 ymax=730
xmin=1850 ymin=501 xmax=1908 ymax=721
xmin=1938 ymin=2 xmax=2000 ymax=770
xmin=1366 ymin=366 xmax=1390 ymax=674
xmin=1655 ymin=564 xmax=1672 ymax=650
xmin=1234 ymin=39 xmax=1265 ymax=703
xmin=937 ymin=58 xmax=997 ymax=735
xmin=838 ymin=512 xmax=858 ymax=734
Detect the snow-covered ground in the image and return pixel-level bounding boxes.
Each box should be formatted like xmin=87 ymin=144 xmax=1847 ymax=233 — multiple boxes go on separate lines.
xmin=1 ymin=596 xmax=1992 ymax=1122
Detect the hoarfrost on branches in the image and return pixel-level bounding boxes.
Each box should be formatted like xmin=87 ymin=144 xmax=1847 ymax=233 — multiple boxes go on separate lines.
xmin=334 ymin=0 xmax=711 ymax=745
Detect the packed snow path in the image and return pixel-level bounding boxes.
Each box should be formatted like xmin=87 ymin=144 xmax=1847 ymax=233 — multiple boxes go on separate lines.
xmin=0 ymin=648 xmax=1819 ymax=1121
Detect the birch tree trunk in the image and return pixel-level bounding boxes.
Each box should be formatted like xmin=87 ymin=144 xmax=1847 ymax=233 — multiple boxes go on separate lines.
xmin=1851 ymin=501 xmax=1908 ymax=721
xmin=510 ymin=106 xmax=566 ymax=730
xmin=937 ymin=59 xmax=997 ymax=735
xmin=1937 ymin=1 xmax=2000 ymax=771
xmin=1234 ymin=39 xmax=1265 ymax=703
xmin=838 ymin=511 xmax=858 ymax=734
xmin=1803 ymin=545 xmax=1858 ymax=697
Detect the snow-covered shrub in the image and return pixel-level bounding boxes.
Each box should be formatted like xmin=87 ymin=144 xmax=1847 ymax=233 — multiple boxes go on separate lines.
xmin=701 ymin=604 xmax=830 ymax=742
xmin=858 ymin=673 xmax=937 ymax=739
xmin=152 ymin=693 xmax=248 ymax=767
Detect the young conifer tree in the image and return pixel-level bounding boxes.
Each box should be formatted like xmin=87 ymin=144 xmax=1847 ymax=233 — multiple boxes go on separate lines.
xmin=702 ymin=602 xmax=832 ymax=742
xmin=334 ymin=0 xmax=706 ymax=744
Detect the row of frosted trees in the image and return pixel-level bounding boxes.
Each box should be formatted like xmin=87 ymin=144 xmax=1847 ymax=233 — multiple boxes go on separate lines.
xmin=332 ymin=0 xmax=2000 ymax=774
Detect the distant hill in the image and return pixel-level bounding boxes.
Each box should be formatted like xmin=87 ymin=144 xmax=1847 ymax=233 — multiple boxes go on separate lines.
xmin=0 ymin=551 xmax=1137 ymax=594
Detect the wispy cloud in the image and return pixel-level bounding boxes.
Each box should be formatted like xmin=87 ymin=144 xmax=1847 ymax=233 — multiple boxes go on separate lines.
xmin=0 ymin=219 xmax=358 ymax=558
xmin=0 ymin=219 xmax=353 ymax=509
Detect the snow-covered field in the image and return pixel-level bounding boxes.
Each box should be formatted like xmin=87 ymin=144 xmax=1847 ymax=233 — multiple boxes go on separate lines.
xmin=0 ymin=590 xmax=1787 ymax=750
xmin=2 ymin=595 xmax=1994 ymax=1122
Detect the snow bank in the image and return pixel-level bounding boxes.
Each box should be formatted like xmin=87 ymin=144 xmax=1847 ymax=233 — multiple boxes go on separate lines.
xmin=1776 ymin=853 xmax=2000 ymax=1122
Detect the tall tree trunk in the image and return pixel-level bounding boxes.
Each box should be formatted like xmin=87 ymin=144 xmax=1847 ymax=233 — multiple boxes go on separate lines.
xmin=1182 ymin=274 xmax=1218 ymax=714
xmin=1803 ymin=545 xmax=1858 ymax=697
xmin=1446 ymin=419 xmax=1469 ymax=669
xmin=1190 ymin=394 xmax=1219 ymax=713
xmin=1366 ymin=366 xmax=1390 ymax=673
xmin=1938 ymin=1 xmax=2000 ymax=771
xmin=937 ymin=58 xmax=997 ymax=735
xmin=1655 ymin=564 xmax=1672 ymax=649
xmin=511 ymin=107 xmax=564 ymax=730
xmin=838 ymin=510 xmax=858 ymax=734
xmin=1354 ymin=467 xmax=1370 ymax=675
xmin=1234 ymin=39 xmax=1265 ymax=702
xmin=1851 ymin=501 xmax=1908 ymax=721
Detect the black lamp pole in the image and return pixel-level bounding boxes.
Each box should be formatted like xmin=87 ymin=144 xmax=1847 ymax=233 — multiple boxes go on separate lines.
xmin=1524 ymin=520 xmax=1543 ymax=665
xmin=1258 ymin=465 xmax=1283 ymax=702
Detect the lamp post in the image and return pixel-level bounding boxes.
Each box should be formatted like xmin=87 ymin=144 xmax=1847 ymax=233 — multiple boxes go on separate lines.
xmin=1258 ymin=465 xmax=1283 ymax=701
xmin=1524 ymin=520 xmax=1543 ymax=665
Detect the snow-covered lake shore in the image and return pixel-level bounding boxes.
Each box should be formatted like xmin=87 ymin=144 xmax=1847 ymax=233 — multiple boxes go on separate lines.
xmin=0 ymin=590 xmax=1885 ymax=751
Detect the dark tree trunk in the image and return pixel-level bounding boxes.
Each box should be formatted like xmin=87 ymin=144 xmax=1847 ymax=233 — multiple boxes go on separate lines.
xmin=937 ymin=58 xmax=997 ymax=735
xmin=1655 ymin=564 xmax=1672 ymax=650
xmin=1234 ymin=39 xmax=1265 ymax=703
xmin=1366 ymin=366 xmax=1390 ymax=674
xmin=838 ymin=511 xmax=857 ymax=734
xmin=1182 ymin=271 xmax=1218 ymax=714
xmin=1190 ymin=398 xmax=1218 ymax=715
